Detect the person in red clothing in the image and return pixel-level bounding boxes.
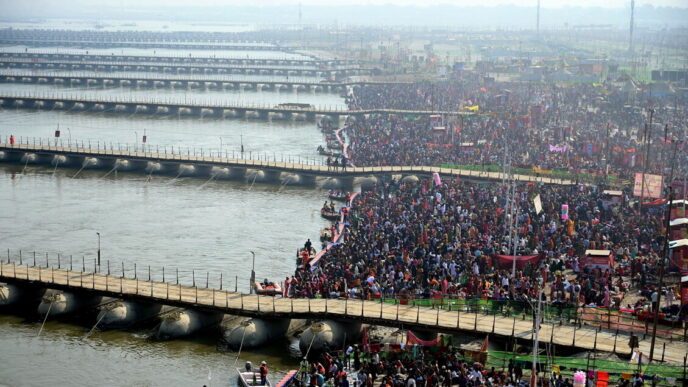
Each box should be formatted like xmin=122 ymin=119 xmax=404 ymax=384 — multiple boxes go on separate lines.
xmin=259 ymin=361 xmax=268 ymax=386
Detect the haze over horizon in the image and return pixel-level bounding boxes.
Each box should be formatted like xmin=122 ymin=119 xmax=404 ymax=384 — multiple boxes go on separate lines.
xmin=1 ymin=0 xmax=687 ymax=28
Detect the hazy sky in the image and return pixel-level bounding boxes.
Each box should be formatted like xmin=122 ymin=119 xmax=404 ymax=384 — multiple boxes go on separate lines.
xmin=87 ymin=0 xmax=688 ymax=8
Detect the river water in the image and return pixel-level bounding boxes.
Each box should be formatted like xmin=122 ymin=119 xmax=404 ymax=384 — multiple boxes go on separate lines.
xmin=0 ymin=44 xmax=344 ymax=386
xmin=0 ymin=82 xmax=348 ymax=109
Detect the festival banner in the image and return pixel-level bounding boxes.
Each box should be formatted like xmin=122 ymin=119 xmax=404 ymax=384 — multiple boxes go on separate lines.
xmin=406 ymin=330 xmax=439 ymax=346
xmin=633 ymin=173 xmax=664 ymax=199
xmin=493 ymin=254 xmax=542 ymax=269
xmin=533 ymin=194 xmax=543 ymax=215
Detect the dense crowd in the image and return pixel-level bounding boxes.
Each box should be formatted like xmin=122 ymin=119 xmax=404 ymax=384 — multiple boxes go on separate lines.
xmin=297 ymin=344 xmax=653 ymax=387
xmin=286 ymin=177 xmax=676 ymax=318
xmin=345 ymin=81 xmax=687 ymax=181
xmin=284 ymin=77 xmax=686 ymax=386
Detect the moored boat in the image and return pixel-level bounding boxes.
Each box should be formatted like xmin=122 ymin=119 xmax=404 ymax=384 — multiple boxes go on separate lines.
xmin=320 ymin=209 xmax=339 ymax=221
xmin=328 ymin=190 xmax=349 ymax=202
xmin=253 ymin=280 xmax=282 ymax=296
xmin=237 ymin=368 xmax=271 ymax=387
xmin=296 ymin=247 xmax=316 ymax=267
xmin=326 ymin=141 xmax=342 ymax=150
xmin=320 ymin=228 xmax=333 ymax=242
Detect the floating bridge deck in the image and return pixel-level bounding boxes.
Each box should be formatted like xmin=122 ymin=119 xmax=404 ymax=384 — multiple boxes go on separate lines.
xmin=1 ymin=261 xmax=686 ymax=364
xmin=0 ymin=143 xmax=574 ymax=186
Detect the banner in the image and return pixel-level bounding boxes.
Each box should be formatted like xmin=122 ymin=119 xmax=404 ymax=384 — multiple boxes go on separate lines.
xmin=533 ymin=195 xmax=543 ymax=215
xmin=406 ymin=331 xmax=439 ymax=346
xmin=494 ymin=254 xmax=542 ymax=269
xmin=432 ymin=172 xmax=442 ymax=186
xmin=633 ymin=173 xmax=663 ymax=199
xmin=548 ymin=144 xmax=568 ymax=153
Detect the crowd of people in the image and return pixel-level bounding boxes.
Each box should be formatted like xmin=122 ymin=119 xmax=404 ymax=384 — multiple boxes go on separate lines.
xmin=287 ymin=177 xmax=676 ymax=316
xmin=295 ymin=344 xmax=656 ymax=387
xmin=345 ymin=81 xmax=687 ymax=182
xmin=281 ymin=76 xmax=687 ymax=386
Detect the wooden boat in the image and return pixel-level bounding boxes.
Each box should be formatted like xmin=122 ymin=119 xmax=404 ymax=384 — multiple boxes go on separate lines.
xmin=320 ymin=228 xmax=333 ymax=242
xmin=317 ymin=147 xmax=341 ymax=157
xmin=328 ymin=191 xmax=349 ymax=202
xmin=237 ymin=368 xmax=271 ymax=387
xmin=320 ymin=209 xmax=340 ymax=221
xmin=254 ymin=280 xmax=282 ymax=296
xmin=326 ymin=141 xmax=342 ymax=150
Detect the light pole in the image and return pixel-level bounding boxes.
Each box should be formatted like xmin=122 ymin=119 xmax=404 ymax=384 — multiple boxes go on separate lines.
xmin=250 ymin=251 xmax=256 ymax=294
xmin=134 ymin=131 xmax=138 ymax=152
xmin=96 ymin=232 xmax=101 ymax=269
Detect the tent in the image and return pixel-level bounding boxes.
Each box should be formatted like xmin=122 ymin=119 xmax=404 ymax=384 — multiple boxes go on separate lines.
xmin=669 ymin=239 xmax=688 ymax=275
xmin=582 ymin=250 xmax=614 ymax=271
xmin=669 ymin=218 xmax=688 ymax=240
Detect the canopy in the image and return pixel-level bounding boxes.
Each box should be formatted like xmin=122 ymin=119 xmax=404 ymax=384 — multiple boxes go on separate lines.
xmin=583 ymin=250 xmax=614 ymax=270
xmin=670 ymin=218 xmax=688 ymax=227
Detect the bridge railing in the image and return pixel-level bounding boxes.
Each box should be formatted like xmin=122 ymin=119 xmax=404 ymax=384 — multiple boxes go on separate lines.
xmin=0 ymin=58 xmax=362 ymax=72
xmin=2 ymin=248 xmax=684 ymax=343
xmin=0 ymin=91 xmax=350 ymax=112
xmin=1 ymin=248 xmax=255 ymax=294
xmin=0 ymin=70 xmax=338 ymax=85
xmin=0 ymin=56 xmax=363 ymax=70
xmin=0 ymin=135 xmax=331 ymax=167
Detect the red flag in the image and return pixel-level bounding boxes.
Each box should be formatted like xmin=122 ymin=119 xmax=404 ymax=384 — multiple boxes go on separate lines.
xmin=362 ymin=327 xmax=368 ymax=346
xmin=480 ymin=335 xmax=489 ymax=352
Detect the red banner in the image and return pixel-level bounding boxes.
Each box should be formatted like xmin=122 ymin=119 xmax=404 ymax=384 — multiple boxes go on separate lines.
xmin=493 ymin=254 xmax=542 ymax=269
xmin=406 ymin=331 xmax=439 ymax=346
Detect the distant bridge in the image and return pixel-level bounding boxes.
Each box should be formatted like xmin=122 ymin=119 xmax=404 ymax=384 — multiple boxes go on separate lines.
xmin=1 ymin=260 xmax=686 ymax=364
xmin=0 ymin=58 xmax=375 ymax=77
xmin=0 ymin=38 xmax=286 ymax=51
xmin=0 ymin=52 xmax=360 ymax=68
xmin=0 ymin=142 xmax=574 ymax=187
xmin=0 ymin=94 xmax=463 ymax=122
xmin=0 ymin=71 xmax=403 ymax=93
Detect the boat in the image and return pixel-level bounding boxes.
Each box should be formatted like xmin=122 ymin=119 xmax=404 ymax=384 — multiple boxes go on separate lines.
xmin=318 ymin=148 xmax=341 ymax=157
xmin=321 ymin=208 xmax=340 ymax=221
xmin=326 ymin=141 xmax=343 ymax=150
xmin=328 ymin=191 xmax=349 ymax=202
xmin=296 ymin=247 xmax=316 ymax=267
xmin=254 ymin=279 xmax=282 ymax=296
xmin=237 ymin=368 xmax=271 ymax=387
xmin=276 ymin=102 xmax=314 ymax=110
xmin=320 ymin=228 xmax=333 ymax=242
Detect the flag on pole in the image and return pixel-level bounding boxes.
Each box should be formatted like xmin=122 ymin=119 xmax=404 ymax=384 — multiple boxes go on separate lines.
xmin=479 ymin=335 xmax=489 ymax=352
xmin=432 ymin=172 xmax=442 ymax=186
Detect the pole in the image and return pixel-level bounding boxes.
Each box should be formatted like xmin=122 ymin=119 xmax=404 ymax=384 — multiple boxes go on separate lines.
xmin=639 ymin=110 xmax=654 ymax=211
xmin=250 ymin=251 xmax=255 ymax=294
xmin=96 ymin=232 xmax=101 ymax=269
xmin=649 ymin=135 xmax=679 ymax=361
xmin=531 ymin=284 xmax=544 ymax=387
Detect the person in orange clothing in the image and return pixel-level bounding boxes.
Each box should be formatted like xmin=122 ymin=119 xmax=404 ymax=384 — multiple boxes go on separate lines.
xmin=259 ymin=361 xmax=268 ymax=386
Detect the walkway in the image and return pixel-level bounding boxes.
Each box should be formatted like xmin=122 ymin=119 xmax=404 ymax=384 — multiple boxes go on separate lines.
xmin=0 ymin=142 xmax=574 ymax=185
xmin=1 ymin=261 xmax=686 ymax=364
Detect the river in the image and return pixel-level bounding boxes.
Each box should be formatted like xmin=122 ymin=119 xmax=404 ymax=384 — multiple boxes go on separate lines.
xmin=0 ymin=41 xmax=344 ymax=386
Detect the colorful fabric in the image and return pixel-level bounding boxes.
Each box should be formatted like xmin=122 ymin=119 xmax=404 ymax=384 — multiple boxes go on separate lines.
xmin=406 ymin=331 xmax=439 ymax=346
